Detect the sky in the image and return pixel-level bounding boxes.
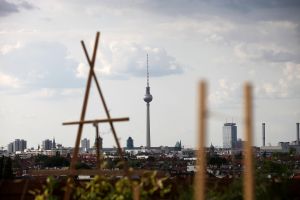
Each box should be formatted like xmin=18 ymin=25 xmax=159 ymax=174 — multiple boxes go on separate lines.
xmin=0 ymin=0 xmax=300 ymax=149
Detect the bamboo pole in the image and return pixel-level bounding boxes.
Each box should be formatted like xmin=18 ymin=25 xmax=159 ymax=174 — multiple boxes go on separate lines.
xmin=194 ymin=81 xmax=207 ymax=200
xmin=243 ymin=83 xmax=254 ymax=200
xmin=64 ymin=32 xmax=100 ymax=200
xmin=62 ymin=117 xmax=129 ymax=125
xmin=133 ymin=185 xmax=140 ymax=200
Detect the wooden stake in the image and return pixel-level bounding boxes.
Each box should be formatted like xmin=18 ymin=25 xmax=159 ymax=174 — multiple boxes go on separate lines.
xmin=64 ymin=32 xmax=100 ymax=200
xmin=133 ymin=185 xmax=140 ymax=200
xmin=243 ymin=83 xmax=254 ymax=200
xmin=194 ymin=81 xmax=207 ymax=200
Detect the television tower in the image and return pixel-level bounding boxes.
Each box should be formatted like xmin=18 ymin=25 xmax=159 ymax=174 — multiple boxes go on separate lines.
xmin=144 ymin=54 xmax=153 ymax=148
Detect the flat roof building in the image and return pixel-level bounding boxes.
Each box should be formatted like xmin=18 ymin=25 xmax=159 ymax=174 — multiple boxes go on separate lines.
xmin=223 ymin=123 xmax=237 ymax=149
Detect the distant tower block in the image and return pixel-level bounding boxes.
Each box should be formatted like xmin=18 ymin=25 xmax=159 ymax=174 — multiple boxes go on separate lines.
xmin=127 ymin=137 xmax=134 ymax=149
xmin=262 ymin=123 xmax=265 ymax=147
xmin=144 ymin=54 xmax=153 ymax=149
xmin=223 ymin=123 xmax=237 ymax=148
xmin=297 ymin=123 xmax=300 ymax=145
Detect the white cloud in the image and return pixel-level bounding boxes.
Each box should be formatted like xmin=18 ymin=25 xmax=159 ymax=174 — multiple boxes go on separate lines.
xmin=261 ymin=83 xmax=277 ymax=96
xmin=163 ymin=18 xmax=235 ymax=35
xmin=209 ymin=79 xmax=240 ymax=107
xmin=0 ymin=41 xmax=83 ymax=89
xmin=0 ymin=72 xmax=20 ymax=88
xmin=60 ymin=88 xmax=82 ymax=96
xmin=21 ymin=88 xmax=83 ymax=99
xmin=76 ymin=62 xmax=89 ymax=78
xmin=0 ymin=42 xmax=21 ymax=55
xmin=256 ymin=62 xmax=300 ymax=98
xmin=87 ymin=40 xmax=183 ymax=79
xmin=35 ymin=88 xmax=57 ymax=98
xmin=233 ymin=42 xmax=297 ymax=63
xmin=259 ymin=20 xmax=298 ymax=31
xmin=157 ymin=17 xmax=235 ymax=43
xmin=283 ymin=62 xmax=300 ymax=80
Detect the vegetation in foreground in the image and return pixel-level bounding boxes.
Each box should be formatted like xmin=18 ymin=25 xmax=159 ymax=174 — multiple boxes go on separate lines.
xmin=30 ymin=159 xmax=299 ymax=200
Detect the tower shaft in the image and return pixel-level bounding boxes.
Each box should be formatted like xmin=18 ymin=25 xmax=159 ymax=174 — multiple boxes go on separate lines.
xmin=146 ymin=103 xmax=151 ymax=148
xmin=297 ymin=123 xmax=299 ymax=145
xmin=262 ymin=123 xmax=265 ymax=147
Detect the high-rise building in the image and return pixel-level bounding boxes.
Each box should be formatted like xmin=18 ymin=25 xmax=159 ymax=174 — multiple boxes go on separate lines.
xmin=223 ymin=123 xmax=237 ymax=148
xmin=8 ymin=142 xmax=14 ymax=153
xmin=81 ymin=138 xmax=90 ymax=152
xmin=21 ymin=139 xmax=27 ymax=151
xmin=13 ymin=139 xmax=20 ymax=152
xmin=143 ymin=54 xmax=153 ymax=149
xmin=42 ymin=139 xmax=52 ymax=150
xmin=13 ymin=139 xmax=27 ymax=152
xmin=52 ymin=138 xmax=56 ymax=149
xmin=126 ymin=137 xmax=134 ymax=149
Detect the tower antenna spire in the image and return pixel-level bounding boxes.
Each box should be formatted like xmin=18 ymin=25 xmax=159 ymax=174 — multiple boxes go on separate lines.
xmin=147 ymin=54 xmax=149 ymax=87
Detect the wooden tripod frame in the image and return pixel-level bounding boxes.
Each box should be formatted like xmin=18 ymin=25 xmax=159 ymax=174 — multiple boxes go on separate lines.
xmin=63 ymin=32 xmax=129 ymax=200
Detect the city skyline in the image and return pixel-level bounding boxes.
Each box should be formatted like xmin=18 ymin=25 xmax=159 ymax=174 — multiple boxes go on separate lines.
xmin=0 ymin=0 xmax=300 ymax=148
xmin=3 ymin=121 xmax=300 ymax=150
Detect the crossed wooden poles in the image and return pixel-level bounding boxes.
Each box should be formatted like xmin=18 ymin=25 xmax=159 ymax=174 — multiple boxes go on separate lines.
xmin=63 ymin=32 xmax=129 ymax=200
xmin=194 ymin=81 xmax=254 ymax=200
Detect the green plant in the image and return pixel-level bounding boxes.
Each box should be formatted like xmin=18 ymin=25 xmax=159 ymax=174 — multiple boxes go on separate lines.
xmin=30 ymin=176 xmax=59 ymax=200
xmin=33 ymin=171 xmax=171 ymax=200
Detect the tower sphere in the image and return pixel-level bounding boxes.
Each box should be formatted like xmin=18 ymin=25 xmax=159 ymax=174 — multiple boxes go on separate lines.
xmin=144 ymin=93 xmax=153 ymax=102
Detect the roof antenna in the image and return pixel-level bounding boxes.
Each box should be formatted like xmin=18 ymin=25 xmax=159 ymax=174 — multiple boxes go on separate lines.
xmin=147 ymin=54 xmax=149 ymax=87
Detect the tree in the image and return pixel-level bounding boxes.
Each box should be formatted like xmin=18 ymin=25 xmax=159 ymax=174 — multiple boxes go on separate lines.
xmin=0 ymin=156 xmax=3 ymax=179
xmin=2 ymin=157 xmax=13 ymax=179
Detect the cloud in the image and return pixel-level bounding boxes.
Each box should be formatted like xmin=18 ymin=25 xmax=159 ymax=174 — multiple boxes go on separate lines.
xmin=0 ymin=0 xmax=18 ymax=17
xmin=93 ymin=0 xmax=300 ymax=22
xmin=77 ymin=41 xmax=183 ymax=79
xmin=0 ymin=0 xmax=34 ymax=17
xmin=0 ymin=72 xmax=20 ymax=88
xmin=209 ymin=79 xmax=241 ymax=108
xmin=0 ymin=41 xmax=84 ymax=89
xmin=0 ymin=42 xmax=21 ymax=55
xmin=156 ymin=17 xmax=235 ymax=43
xmin=21 ymin=88 xmax=83 ymax=99
xmin=234 ymin=43 xmax=300 ymax=63
xmin=256 ymin=62 xmax=300 ymax=98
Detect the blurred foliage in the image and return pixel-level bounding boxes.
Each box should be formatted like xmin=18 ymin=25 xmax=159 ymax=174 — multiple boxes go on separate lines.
xmin=30 ymin=158 xmax=298 ymax=200
xmin=0 ymin=156 xmax=13 ymax=179
xmin=30 ymin=176 xmax=59 ymax=200
xmin=31 ymin=170 xmax=171 ymax=200
xmin=206 ymin=159 xmax=294 ymax=200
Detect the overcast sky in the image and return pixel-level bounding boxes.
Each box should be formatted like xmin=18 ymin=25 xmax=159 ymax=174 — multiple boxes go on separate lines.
xmin=1 ymin=0 xmax=300 ymax=149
